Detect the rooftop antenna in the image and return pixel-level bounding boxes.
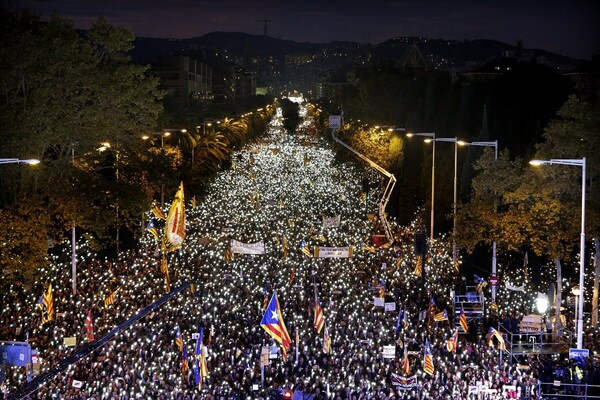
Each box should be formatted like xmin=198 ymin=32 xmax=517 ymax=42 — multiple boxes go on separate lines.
xmin=257 ymin=18 xmax=271 ymax=36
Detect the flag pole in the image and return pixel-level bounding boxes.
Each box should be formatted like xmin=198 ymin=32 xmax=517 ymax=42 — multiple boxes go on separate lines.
xmin=295 ymin=327 xmax=299 ymax=364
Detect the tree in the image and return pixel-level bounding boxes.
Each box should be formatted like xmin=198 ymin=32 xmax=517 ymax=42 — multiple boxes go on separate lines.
xmin=458 ymin=95 xmax=599 ymax=259
xmin=0 ymin=11 xmax=164 ymax=283
xmin=280 ymin=98 xmax=300 ymax=134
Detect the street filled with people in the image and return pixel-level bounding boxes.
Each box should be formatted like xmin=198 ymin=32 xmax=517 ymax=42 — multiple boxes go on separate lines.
xmin=2 ymin=104 xmax=600 ymax=399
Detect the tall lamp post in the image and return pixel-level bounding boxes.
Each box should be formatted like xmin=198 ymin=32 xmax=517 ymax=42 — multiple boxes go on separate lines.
xmin=425 ymin=138 xmax=458 ymax=263
xmin=406 ymin=132 xmax=436 ymax=239
xmin=530 ymin=157 xmax=586 ymax=349
xmin=458 ymin=140 xmax=498 ymax=301
xmin=98 ymin=142 xmax=121 ymax=258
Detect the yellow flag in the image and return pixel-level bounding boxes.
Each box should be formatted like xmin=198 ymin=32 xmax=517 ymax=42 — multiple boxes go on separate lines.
xmin=162 ymin=182 xmax=186 ymax=253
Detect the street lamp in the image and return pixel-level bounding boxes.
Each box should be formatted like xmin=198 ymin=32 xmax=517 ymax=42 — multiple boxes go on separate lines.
xmin=196 ymin=122 xmax=213 ymax=136
xmin=387 ymin=127 xmax=406 ymax=132
xmin=143 ymin=131 xmax=172 ymax=148
xmin=406 ymin=132 xmax=436 ymax=239
xmin=0 ymin=158 xmax=40 ymax=165
xmin=425 ymin=137 xmax=458 ymax=263
xmin=530 ymin=157 xmax=586 ymax=349
xmin=458 ymin=140 xmax=499 ymax=301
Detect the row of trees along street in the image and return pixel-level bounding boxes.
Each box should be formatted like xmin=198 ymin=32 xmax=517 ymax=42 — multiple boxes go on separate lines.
xmin=0 ymin=11 xmax=274 ymax=289
xmin=317 ymin=66 xmax=599 ymax=325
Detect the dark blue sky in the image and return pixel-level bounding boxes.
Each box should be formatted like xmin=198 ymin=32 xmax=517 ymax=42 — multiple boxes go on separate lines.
xmin=5 ymin=0 xmax=599 ymax=60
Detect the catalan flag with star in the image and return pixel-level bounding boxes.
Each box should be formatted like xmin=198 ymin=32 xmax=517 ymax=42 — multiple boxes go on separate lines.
xmin=423 ymin=338 xmax=435 ymax=376
xmin=433 ymin=309 xmax=449 ymax=322
xmin=474 ymin=274 xmax=488 ymax=293
xmin=260 ymin=291 xmax=292 ymax=360
xmin=146 ymin=219 xmax=160 ymax=242
xmin=446 ymin=328 xmax=459 ymax=353
xmin=487 ymin=327 xmax=506 ymax=351
xmin=299 ymin=239 xmax=312 ymax=258
xmin=175 ymin=326 xmax=184 ymax=352
xmin=313 ymin=287 xmax=325 ymax=334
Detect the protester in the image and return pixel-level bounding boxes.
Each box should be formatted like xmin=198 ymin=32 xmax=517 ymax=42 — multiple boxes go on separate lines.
xmin=1 ymin=104 xmax=597 ymax=400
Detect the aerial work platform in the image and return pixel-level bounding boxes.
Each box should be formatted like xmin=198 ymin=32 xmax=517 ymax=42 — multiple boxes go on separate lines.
xmin=499 ymin=327 xmax=572 ymax=362
xmin=453 ymin=286 xmax=485 ymax=332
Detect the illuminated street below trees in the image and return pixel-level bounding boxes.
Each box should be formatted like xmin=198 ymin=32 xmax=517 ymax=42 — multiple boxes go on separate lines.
xmin=0 ymin=102 xmax=597 ymax=399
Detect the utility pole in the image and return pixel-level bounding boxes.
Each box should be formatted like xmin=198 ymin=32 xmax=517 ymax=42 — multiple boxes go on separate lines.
xmin=257 ymin=18 xmax=271 ymax=36
xmin=71 ymin=146 xmax=77 ymax=295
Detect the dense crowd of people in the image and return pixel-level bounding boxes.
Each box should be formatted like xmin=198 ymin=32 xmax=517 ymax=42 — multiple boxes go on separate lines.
xmin=1 ymin=105 xmax=599 ymax=399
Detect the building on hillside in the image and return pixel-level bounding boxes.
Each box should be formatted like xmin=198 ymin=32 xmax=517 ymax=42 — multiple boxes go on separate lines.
xmin=211 ymin=63 xmax=258 ymax=102
xmin=237 ymin=70 xmax=257 ymax=98
xmin=563 ymin=57 xmax=600 ymax=103
xmin=462 ymin=58 xmax=518 ymax=82
xmin=149 ymin=56 xmax=212 ymax=101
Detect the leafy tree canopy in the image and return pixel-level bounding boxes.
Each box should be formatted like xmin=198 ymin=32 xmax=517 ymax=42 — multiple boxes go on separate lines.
xmin=458 ymin=95 xmax=600 ymax=260
xmin=0 ymin=10 xmax=164 ymax=283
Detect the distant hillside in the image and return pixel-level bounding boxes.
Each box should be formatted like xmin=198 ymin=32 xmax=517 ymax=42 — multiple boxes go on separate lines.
xmin=371 ymin=36 xmax=584 ymax=71
xmin=131 ymin=31 xmax=363 ymax=64
xmin=131 ymin=31 xmax=586 ymax=72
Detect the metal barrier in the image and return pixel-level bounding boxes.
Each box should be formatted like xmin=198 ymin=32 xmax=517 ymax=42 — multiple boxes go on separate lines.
xmin=538 ymin=381 xmax=600 ymax=399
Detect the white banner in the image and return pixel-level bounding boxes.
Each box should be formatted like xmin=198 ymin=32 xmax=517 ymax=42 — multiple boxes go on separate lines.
xmin=314 ymin=246 xmax=353 ymax=258
xmin=505 ymin=282 xmax=525 ymax=292
xmin=322 ymin=215 xmax=341 ymax=228
xmin=385 ymin=302 xmax=396 ymax=312
xmin=520 ymin=314 xmax=544 ymax=333
xmin=374 ymin=297 xmax=385 ymax=307
xmin=382 ymin=345 xmax=396 ymax=359
xmin=72 ymin=380 xmax=84 ymax=388
xmin=230 ymin=239 xmax=266 ymax=255
xmin=391 ymin=373 xmax=418 ymax=389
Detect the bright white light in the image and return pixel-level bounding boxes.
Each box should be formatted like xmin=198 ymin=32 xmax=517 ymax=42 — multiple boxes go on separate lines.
xmin=536 ymin=294 xmax=549 ymax=313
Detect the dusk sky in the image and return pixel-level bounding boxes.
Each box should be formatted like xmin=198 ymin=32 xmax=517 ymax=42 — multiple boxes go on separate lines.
xmin=5 ymin=0 xmax=599 ymax=60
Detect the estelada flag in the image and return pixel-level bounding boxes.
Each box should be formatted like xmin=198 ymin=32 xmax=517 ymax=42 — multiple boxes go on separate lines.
xmin=423 ymin=338 xmax=435 ymax=376
xmin=446 ymin=328 xmax=458 ymax=353
xmin=260 ymin=291 xmax=291 ymax=360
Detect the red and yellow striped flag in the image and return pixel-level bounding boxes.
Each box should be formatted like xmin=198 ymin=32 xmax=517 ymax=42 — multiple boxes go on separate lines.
xmin=414 ymin=256 xmax=422 ymax=277
xmin=42 ymin=284 xmax=54 ymax=323
xmin=104 ymin=288 xmax=118 ymax=308
xmin=459 ymin=304 xmax=469 ymax=333
xmin=402 ymin=346 xmax=411 ymax=376
xmin=423 ymin=339 xmax=435 ymax=376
